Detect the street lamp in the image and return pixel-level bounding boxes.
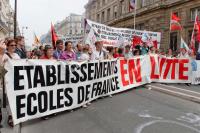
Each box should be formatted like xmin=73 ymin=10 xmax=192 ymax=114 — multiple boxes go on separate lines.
xmin=21 ymin=26 xmax=28 ymax=36
xmin=14 ymin=0 xmax=17 ymax=39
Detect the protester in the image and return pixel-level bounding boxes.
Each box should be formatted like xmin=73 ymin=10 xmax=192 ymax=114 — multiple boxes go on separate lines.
xmin=133 ymin=49 xmax=141 ymax=56
xmin=76 ymin=43 xmax=83 ymax=60
xmin=124 ymin=45 xmax=133 ymax=58
xmin=177 ymin=48 xmax=189 ymax=58
xmin=26 ymin=50 xmax=32 ymax=59
xmin=114 ymin=47 xmax=124 ymax=58
xmin=107 ymin=47 xmax=114 ymax=59
xmin=39 ymin=45 xmax=44 ymax=55
xmin=0 ymin=39 xmax=20 ymax=127
xmin=149 ymin=46 xmax=156 ymax=54
xmin=141 ymin=42 xmax=149 ymax=55
xmin=31 ymin=49 xmax=42 ymax=59
xmin=53 ymin=40 xmax=64 ymax=59
xmin=196 ymin=51 xmax=200 ymax=60
xmin=79 ymin=45 xmax=90 ymax=60
xmin=15 ymin=36 xmax=27 ymax=59
xmin=92 ymin=41 xmax=107 ymax=60
xmin=60 ymin=41 xmax=76 ymax=61
xmin=40 ymin=45 xmax=55 ymax=59
xmin=166 ymin=49 xmax=173 ymax=58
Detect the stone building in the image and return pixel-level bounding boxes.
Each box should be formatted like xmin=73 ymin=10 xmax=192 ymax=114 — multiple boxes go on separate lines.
xmin=85 ymin=0 xmax=200 ymax=51
xmin=0 ymin=0 xmax=15 ymax=38
xmin=41 ymin=13 xmax=84 ymax=44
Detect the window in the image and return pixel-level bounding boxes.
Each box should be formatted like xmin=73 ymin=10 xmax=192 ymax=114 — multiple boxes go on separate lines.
xmin=97 ymin=1 xmax=100 ymax=9
xmin=170 ymin=32 xmax=178 ymax=52
xmin=142 ymin=0 xmax=155 ymax=7
xmin=107 ymin=8 xmax=110 ymax=21
xmin=102 ymin=0 xmax=106 ymax=6
xmin=101 ymin=11 xmax=105 ymax=22
xmin=120 ymin=0 xmax=126 ymax=15
xmin=114 ymin=5 xmax=118 ymax=19
xmin=191 ymin=7 xmax=200 ymax=21
xmin=137 ymin=23 xmax=145 ymax=30
xmin=97 ymin=14 xmax=100 ymax=22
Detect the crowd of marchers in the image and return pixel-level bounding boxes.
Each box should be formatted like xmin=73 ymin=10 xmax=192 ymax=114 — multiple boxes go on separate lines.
xmin=0 ymin=36 xmax=200 ymax=128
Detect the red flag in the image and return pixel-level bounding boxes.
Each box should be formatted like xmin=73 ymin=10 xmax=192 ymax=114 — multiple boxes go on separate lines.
xmin=132 ymin=36 xmax=142 ymax=47
xmin=190 ymin=15 xmax=200 ymax=53
xmin=190 ymin=34 xmax=196 ymax=53
xmin=195 ymin=16 xmax=200 ymax=42
xmin=51 ymin=23 xmax=58 ymax=49
xmin=170 ymin=13 xmax=182 ymax=31
xmin=153 ymin=40 xmax=158 ymax=49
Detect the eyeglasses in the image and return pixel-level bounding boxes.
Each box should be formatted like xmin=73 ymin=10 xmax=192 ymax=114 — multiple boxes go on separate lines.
xmin=8 ymin=45 xmax=17 ymax=47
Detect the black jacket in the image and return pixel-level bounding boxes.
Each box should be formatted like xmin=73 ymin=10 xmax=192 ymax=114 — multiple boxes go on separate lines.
xmin=15 ymin=48 xmax=27 ymax=59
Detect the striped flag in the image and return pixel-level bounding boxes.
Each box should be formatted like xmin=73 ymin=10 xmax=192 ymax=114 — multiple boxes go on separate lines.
xmin=190 ymin=15 xmax=200 ymax=53
xmin=129 ymin=0 xmax=136 ymax=11
xmin=170 ymin=13 xmax=182 ymax=31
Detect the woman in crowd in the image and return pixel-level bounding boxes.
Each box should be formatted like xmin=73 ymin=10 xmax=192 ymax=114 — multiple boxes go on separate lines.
xmin=178 ymin=48 xmax=189 ymax=58
xmin=166 ymin=49 xmax=173 ymax=58
xmin=114 ymin=48 xmax=124 ymax=58
xmin=0 ymin=39 xmax=20 ymax=127
xmin=80 ymin=45 xmax=90 ymax=61
xmin=133 ymin=49 xmax=141 ymax=56
xmin=124 ymin=45 xmax=133 ymax=59
xmin=149 ymin=46 xmax=156 ymax=54
xmin=40 ymin=45 xmax=55 ymax=60
xmin=60 ymin=41 xmax=76 ymax=61
xmin=107 ymin=47 xmax=114 ymax=59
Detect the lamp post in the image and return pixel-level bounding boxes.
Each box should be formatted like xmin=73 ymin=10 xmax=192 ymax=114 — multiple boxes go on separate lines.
xmin=21 ymin=26 xmax=28 ymax=36
xmin=14 ymin=0 xmax=17 ymax=39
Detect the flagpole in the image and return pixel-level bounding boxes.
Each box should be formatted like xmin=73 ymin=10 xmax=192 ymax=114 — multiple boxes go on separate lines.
xmin=134 ymin=0 xmax=137 ymax=30
xmin=169 ymin=11 xmax=172 ymax=50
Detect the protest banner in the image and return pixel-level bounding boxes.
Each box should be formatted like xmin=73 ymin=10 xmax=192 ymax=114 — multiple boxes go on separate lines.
xmin=5 ymin=55 xmax=193 ymax=125
xmin=84 ymin=19 xmax=161 ymax=48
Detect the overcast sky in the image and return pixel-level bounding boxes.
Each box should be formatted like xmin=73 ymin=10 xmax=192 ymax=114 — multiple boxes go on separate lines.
xmin=10 ymin=0 xmax=88 ymax=46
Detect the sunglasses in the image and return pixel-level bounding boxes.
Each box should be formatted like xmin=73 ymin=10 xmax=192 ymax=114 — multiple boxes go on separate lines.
xmin=8 ymin=45 xmax=17 ymax=47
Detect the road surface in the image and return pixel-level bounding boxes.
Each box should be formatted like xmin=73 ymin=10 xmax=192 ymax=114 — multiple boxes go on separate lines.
xmin=1 ymin=85 xmax=200 ymax=133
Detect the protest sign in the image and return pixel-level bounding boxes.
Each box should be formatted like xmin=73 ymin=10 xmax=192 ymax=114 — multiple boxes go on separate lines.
xmin=5 ymin=55 xmax=192 ymax=125
xmin=84 ymin=19 xmax=161 ymax=48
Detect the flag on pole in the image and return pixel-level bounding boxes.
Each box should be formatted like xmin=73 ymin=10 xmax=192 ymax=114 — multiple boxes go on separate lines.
xmin=51 ymin=23 xmax=58 ymax=49
xmin=170 ymin=13 xmax=182 ymax=31
xmin=195 ymin=16 xmax=200 ymax=42
xmin=129 ymin=0 xmax=136 ymax=11
xmin=190 ymin=15 xmax=200 ymax=53
xmin=34 ymin=33 xmax=40 ymax=45
xmin=180 ymin=37 xmax=190 ymax=51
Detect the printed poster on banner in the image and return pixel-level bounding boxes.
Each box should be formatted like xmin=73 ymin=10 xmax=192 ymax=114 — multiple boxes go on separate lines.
xmin=192 ymin=60 xmax=200 ymax=84
xmin=84 ymin=19 xmax=161 ymax=48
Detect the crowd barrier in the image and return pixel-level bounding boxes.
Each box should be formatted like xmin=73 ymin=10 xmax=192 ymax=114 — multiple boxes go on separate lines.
xmin=4 ymin=54 xmax=200 ymax=125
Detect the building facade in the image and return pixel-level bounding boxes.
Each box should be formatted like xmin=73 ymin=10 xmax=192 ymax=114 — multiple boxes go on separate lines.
xmin=41 ymin=13 xmax=84 ymax=44
xmin=0 ymin=0 xmax=15 ymax=38
xmin=85 ymin=0 xmax=200 ymax=51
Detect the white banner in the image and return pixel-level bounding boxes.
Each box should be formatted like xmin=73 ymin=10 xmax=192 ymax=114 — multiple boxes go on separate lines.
xmin=85 ymin=19 xmax=161 ymax=47
xmin=5 ymin=55 xmax=192 ymax=125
